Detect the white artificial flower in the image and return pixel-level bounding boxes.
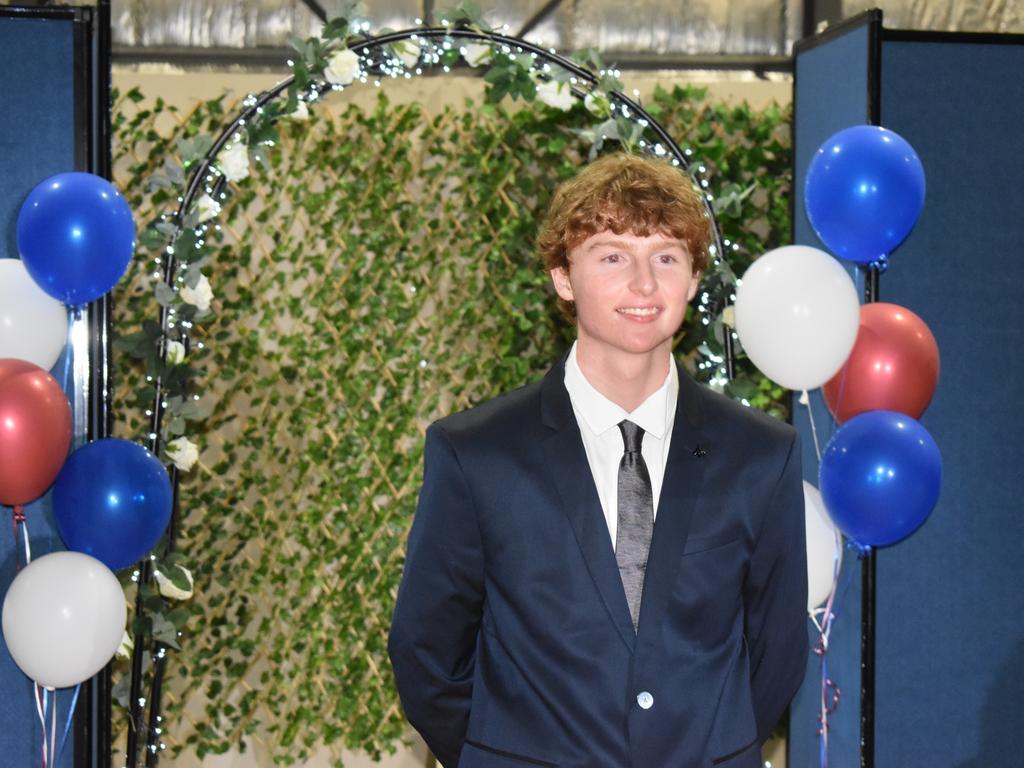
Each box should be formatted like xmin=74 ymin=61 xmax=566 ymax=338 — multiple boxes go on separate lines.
xmin=535 ymin=80 xmax=575 ymax=111
xmin=722 ymin=306 xmax=736 ymax=328
xmin=180 ymin=273 xmax=213 ymax=312
xmin=584 ymin=90 xmax=611 ymax=118
xmin=462 ymin=43 xmax=491 ymax=67
xmin=166 ymin=436 xmax=199 ymax=472
xmin=394 ymin=41 xmax=420 ymax=69
xmin=289 ymin=100 xmax=310 ymax=121
xmin=154 ymin=565 xmax=194 ymax=600
xmin=116 ymin=630 xmax=133 ymax=660
xmin=195 ymin=193 xmax=221 ymax=223
xmin=324 ymin=49 xmax=360 ymax=85
xmin=166 ymin=340 xmax=186 ymax=365
xmin=217 ymin=142 xmax=250 ymax=182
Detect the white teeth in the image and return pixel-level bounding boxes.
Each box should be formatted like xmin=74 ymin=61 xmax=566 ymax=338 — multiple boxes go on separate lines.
xmin=618 ymin=307 xmax=659 ymax=316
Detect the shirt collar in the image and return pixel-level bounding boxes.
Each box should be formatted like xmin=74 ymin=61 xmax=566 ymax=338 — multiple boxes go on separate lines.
xmin=564 ymin=341 xmax=678 ymax=440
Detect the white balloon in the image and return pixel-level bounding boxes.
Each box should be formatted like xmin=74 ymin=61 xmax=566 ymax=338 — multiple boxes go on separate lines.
xmin=804 ymin=481 xmax=842 ymax=612
xmin=2 ymin=551 xmax=126 ymax=689
xmin=735 ymin=245 xmax=860 ymax=390
xmin=0 ymin=259 xmax=67 ymax=371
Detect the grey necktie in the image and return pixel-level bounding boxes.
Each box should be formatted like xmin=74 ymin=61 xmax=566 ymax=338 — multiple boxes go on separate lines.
xmin=616 ymin=420 xmax=654 ymax=632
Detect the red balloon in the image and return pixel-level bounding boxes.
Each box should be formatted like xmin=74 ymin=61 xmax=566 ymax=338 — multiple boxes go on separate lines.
xmin=823 ymin=303 xmax=939 ymax=424
xmin=0 ymin=359 xmax=72 ymax=505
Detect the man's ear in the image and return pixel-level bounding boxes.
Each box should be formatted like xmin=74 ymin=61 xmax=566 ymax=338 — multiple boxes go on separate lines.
xmin=687 ymin=271 xmax=703 ymax=303
xmin=550 ymin=267 xmax=574 ymax=302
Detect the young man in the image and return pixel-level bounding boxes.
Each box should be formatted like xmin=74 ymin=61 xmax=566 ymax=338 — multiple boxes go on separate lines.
xmin=389 ymin=153 xmax=807 ymax=768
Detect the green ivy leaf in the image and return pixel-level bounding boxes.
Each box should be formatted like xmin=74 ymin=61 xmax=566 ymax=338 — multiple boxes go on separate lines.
xmin=322 ymin=18 xmax=350 ymax=41
xmin=140 ymin=225 xmax=168 ymax=250
xmin=725 ymin=377 xmax=759 ymax=401
xmin=161 ymin=563 xmax=192 ymax=593
xmin=174 ymin=227 xmax=197 ymax=255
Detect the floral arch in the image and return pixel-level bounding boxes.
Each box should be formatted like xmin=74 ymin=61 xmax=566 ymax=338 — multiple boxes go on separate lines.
xmin=112 ymin=7 xmax=781 ymax=766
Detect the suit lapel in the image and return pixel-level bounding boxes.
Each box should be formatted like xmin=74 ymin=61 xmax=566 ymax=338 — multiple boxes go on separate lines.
xmin=540 ymin=359 xmax=637 ymax=654
xmin=636 ymin=364 xmax=708 ymax=636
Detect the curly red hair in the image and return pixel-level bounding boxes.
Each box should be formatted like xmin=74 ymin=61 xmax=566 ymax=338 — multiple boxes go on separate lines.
xmin=537 ymin=152 xmax=712 ymax=320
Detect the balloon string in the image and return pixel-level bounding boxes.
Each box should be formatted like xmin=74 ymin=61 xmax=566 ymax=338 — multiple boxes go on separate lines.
xmin=57 ymin=684 xmax=81 ymax=761
xmin=811 ymin=527 xmax=844 ymax=768
xmin=816 ymin=658 xmax=841 ymax=768
xmin=10 ymin=504 xmax=31 ymax=571
xmin=817 ymin=657 xmax=829 ymax=768
xmin=35 ymin=684 xmax=48 ymax=768
xmin=801 ymin=390 xmax=823 ymax=462
xmin=22 ymin=514 xmax=31 ymax=566
xmin=10 ymin=505 xmax=24 ymax=571
xmin=50 ymin=689 xmax=57 ymax=767
xmin=810 ymin=527 xmax=844 ymax=643
xmin=61 ymin=309 xmax=74 ymax=394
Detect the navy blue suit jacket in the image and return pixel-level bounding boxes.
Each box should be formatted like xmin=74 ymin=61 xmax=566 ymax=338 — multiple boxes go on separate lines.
xmin=389 ymin=358 xmax=808 ymax=768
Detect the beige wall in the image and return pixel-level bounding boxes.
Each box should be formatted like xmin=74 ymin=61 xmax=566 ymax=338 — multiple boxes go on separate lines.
xmin=113 ymin=66 xmax=791 ymax=116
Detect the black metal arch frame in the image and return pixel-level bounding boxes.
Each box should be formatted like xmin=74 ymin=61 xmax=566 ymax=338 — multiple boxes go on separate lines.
xmin=126 ymin=23 xmax=735 ymax=767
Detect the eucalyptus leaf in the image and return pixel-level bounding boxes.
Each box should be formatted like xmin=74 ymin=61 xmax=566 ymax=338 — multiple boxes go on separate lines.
xmin=163 ymin=158 xmax=185 ymax=185
xmin=154 ymin=281 xmax=176 ymax=307
xmin=155 ymin=221 xmax=179 ymax=237
xmin=152 ymin=613 xmax=182 ymax=650
xmin=111 ymin=674 xmax=131 ymax=709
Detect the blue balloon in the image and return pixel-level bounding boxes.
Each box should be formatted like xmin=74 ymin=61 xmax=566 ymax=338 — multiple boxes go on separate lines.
xmin=819 ymin=410 xmax=941 ymax=548
xmin=804 ymin=125 xmax=925 ymax=264
xmin=16 ymin=172 xmax=136 ymax=305
xmin=53 ymin=439 xmax=172 ymax=571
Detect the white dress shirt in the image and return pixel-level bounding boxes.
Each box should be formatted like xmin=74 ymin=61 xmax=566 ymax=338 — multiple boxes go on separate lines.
xmin=563 ymin=342 xmax=678 ymax=549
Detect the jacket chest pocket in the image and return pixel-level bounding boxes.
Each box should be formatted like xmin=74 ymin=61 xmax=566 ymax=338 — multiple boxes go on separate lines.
xmin=670 ymin=536 xmax=747 ymax=648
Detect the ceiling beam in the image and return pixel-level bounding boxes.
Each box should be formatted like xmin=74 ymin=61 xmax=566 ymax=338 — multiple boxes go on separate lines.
xmin=112 ymin=45 xmax=792 ymax=75
xmin=517 ymin=0 xmax=564 ymax=39
xmin=299 ymin=0 xmax=328 ymax=23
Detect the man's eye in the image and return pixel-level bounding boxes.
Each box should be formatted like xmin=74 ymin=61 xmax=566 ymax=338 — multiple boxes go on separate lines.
xmin=603 ymin=253 xmax=622 ymax=263
xmin=656 ymin=254 xmax=677 ymax=263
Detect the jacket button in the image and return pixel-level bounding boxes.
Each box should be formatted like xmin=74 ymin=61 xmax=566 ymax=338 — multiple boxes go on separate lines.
xmin=636 ymin=691 xmax=654 ymax=710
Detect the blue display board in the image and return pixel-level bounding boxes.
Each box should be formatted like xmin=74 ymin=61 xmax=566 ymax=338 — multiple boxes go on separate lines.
xmin=789 ymin=17 xmax=873 ymax=768
xmin=874 ymin=36 xmax=1024 ymax=767
xmin=791 ymin=15 xmax=1024 ymax=768
xmin=0 ymin=10 xmax=82 ymax=768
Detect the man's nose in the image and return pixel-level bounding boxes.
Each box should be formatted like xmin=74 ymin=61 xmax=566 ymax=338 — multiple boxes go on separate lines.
xmin=629 ymin=260 xmax=656 ymax=294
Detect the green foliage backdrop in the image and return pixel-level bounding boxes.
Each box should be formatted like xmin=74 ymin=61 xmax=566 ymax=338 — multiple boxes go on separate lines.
xmin=111 ymin=80 xmax=791 ymax=765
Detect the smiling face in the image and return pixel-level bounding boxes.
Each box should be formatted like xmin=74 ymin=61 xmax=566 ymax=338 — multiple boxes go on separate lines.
xmin=550 ymin=230 xmax=701 ymax=368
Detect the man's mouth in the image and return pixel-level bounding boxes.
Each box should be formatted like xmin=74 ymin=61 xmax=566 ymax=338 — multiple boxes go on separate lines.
xmin=617 ymin=307 xmax=660 ymax=317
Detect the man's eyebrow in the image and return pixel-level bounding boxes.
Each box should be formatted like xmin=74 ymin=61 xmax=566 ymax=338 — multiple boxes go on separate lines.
xmin=585 ymin=238 xmax=687 ymax=251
